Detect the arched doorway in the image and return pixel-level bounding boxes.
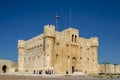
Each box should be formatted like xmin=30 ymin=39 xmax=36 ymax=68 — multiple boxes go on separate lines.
xmin=72 ymin=57 xmax=76 ymax=73
xmin=2 ymin=65 xmax=7 ymax=73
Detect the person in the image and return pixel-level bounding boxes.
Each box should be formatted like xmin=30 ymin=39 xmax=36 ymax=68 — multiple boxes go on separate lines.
xmin=51 ymin=70 xmax=53 ymax=74
xmin=45 ymin=70 xmax=48 ymax=74
xmin=39 ymin=69 xmax=42 ymax=74
xmin=66 ymin=70 xmax=68 ymax=74
xmin=33 ymin=70 xmax=35 ymax=74
xmin=109 ymin=73 xmax=112 ymax=78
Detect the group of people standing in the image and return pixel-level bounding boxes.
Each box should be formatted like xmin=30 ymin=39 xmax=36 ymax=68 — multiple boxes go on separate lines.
xmin=34 ymin=69 xmax=42 ymax=74
xmin=33 ymin=68 xmax=53 ymax=74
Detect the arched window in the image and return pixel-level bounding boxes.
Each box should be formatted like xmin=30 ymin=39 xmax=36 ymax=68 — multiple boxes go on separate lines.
xmin=72 ymin=34 xmax=74 ymax=42
xmin=75 ymin=35 xmax=77 ymax=43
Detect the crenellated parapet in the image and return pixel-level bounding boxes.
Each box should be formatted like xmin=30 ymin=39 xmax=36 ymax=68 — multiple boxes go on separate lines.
xmin=18 ymin=40 xmax=25 ymax=49
xmin=90 ymin=37 xmax=99 ymax=47
xmin=44 ymin=25 xmax=55 ymax=38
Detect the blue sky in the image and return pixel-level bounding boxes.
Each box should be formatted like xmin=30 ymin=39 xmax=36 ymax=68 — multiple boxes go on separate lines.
xmin=0 ymin=0 xmax=120 ymax=64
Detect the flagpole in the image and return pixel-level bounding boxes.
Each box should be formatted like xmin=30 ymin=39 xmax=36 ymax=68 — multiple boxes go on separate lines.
xmin=56 ymin=14 xmax=58 ymax=31
xmin=56 ymin=14 xmax=60 ymax=31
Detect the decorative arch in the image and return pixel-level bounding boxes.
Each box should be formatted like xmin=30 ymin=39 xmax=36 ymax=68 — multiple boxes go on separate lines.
xmin=72 ymin=57 xmax=76 ymax=60
xmin=72 ymin=57 xmax=76 ymax=73
xmin=72 ymin=57 xmax=77 ymax=66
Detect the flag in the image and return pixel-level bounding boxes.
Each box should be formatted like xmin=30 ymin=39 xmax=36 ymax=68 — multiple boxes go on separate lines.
xmin=56 ymin=14 xmax=60 ymax=19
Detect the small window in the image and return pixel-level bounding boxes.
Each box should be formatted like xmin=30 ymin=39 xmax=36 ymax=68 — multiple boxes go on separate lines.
xmin=56 ymin=54 xmax=59 ymax=59
xmin=56 ymin=42 xmax=60 ymax=45
xmin=68 ymin=56 xmax=70 ymax=58
xmin=37 ymin=45 xmax=39 ymax=47
xmin=80 ymin=57 xmax=82 ymax=60
xmin=80 ymin=47 xmax=82 ymax=49
xmin=93 ymin=59 xmax=94 ymax=61
xmin=87 ymin=48 xmax=89 ymax=50
xmin=40 ymin=44 xmax=42 ymax=47
xmin=87 ymin=58 xmax=89 ymax=61
xmin=66 ymin=44 xmax=69 ymax=47
xmin=56 ymin=54 xmax=58 ymax=57
xmin=32 ymin=47 xmax=34 ymax=49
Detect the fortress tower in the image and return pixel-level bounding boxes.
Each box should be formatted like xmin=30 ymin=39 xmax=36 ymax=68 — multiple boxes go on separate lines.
xmin=44 ymin=25 xmax=55 ymax=69
xmin=18 ymin=40 xmax=25 ymax=71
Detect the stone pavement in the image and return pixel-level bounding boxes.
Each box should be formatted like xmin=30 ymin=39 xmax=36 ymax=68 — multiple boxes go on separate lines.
xmin=0 ymin=73 xmax=120 ymax=80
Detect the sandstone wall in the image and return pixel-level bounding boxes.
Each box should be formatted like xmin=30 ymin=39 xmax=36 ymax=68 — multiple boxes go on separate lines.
xmin=0 ymin=60 xmax=12 ymax=73
xmin=18 ymin=25 xmax=99 ymax=74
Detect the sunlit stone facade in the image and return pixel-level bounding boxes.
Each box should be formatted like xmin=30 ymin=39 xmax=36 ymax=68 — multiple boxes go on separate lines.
xmin=18 ymin=25 xmax=99 ymax=74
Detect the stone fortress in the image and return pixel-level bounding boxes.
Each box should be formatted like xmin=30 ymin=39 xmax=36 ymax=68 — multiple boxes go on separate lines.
xmin=18 ymin=25 xmax=99 ymax=74
xmin=0 ymin=24 xmax=120 ymax=75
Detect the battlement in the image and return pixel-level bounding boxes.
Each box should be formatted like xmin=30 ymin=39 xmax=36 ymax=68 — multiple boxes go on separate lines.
xmin=18 ymin=40 xmax=25 ymax=49
xmin=90 ymin=37 xmax=98 ymax=47
xmin=44 ymin=25 xmax=55 ymax=38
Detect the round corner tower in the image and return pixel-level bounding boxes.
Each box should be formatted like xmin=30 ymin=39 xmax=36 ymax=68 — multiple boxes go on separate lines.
xmin=18 ymin=40 xmax=25 ymax=72
xmin=44 ymin=25 xmax=55 ymax=69
xmin=90 ymin=37 xmax=99 ymax=74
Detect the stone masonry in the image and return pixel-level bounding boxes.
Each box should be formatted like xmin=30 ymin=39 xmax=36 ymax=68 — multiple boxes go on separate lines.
xmin=18 ymin=25 xmax=99 ymax=74
xmin=0 ymin=59 xmax=17 ymax=73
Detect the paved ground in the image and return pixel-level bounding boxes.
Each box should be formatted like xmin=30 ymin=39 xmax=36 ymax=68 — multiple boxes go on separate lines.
xmin=0 ymin=73 xmax=120 ymax=80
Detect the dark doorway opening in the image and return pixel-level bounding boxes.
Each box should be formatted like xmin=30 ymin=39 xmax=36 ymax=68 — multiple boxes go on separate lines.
xmin=72 ymin=66 xmax=75 ymax=73
xmin=2 ymin=65 xmax=7 ymax=73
